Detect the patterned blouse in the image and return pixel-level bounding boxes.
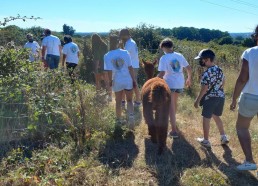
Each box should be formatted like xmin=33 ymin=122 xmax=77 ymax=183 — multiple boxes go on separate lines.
xmin=201 ymin=65 xmax=225 ymax=99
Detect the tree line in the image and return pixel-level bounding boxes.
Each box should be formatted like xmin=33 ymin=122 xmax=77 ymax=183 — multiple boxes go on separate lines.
xmin=0 ymin=23 xmax=255 ymax=47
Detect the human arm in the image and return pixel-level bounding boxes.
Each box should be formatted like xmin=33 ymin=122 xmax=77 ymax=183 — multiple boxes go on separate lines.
xmin=62 ymin=54 xmax=66 ymax=67
xmin=41 ymin=46 xmax=46 ymax=62
xmin=128 ymin=66 xmax=136 ymax=87
xmin=230 ymin=59 xmax=249 ymax=111
xmin=185 ymin=65 xmax=192 ymax=88
xmin=194 ymin=85 xmax=209 ymax=108
xmin=157 ymin=71 xmax=165 ymax=78
xmin=107 ymin=70 xmax=112 ymax=87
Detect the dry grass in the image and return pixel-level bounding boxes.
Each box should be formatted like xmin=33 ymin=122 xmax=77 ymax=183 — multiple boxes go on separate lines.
xmin=93 ymin=67 xmax=258 ymax=185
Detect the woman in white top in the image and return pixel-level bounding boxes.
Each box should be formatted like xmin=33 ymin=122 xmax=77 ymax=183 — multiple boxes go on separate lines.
xmin=158 ymin=38 xmax=192 ymax=138
xmin=230 ymin=25 xmax=258 ymax=171
xmin=62 ymin=35 xmax=80 ymax=79
xmin=104 ymin=35 xmax=136 ymax=126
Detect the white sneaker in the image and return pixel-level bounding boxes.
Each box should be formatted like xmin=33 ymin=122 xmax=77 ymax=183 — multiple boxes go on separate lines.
xmin=237 ymin=161 xmax=257 ymax=171
xmin=197 ymin=138 xmax=211 ymax=148
xmin=221 ymin=135 xmax=229 ymax=145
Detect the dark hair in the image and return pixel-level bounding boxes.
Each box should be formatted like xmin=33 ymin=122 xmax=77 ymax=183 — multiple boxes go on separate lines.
xmin=109 ymin=35 xmax=119 ymax=50
xmin=64 ymin=35 xmax=72 ymax=43
xmin=252 ymin=25 xmax=258 ymax=40
xmin=160 ymin=38 xmax=173 ymax=49
xmin=119 ymin=29 xmax=130 ymax=37
xmin=44 ymin=29 xmax=51 ymax=36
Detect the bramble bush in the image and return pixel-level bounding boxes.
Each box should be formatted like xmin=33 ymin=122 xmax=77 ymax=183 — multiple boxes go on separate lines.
xmin=0 ymin=41 xmax=116 ymax=157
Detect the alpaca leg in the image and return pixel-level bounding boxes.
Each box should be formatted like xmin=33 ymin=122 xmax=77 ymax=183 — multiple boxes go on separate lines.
xmin=143 ymin=101 xmax=156 ymax=143
xmin=157 ymin=105 xmax=169 ymax=155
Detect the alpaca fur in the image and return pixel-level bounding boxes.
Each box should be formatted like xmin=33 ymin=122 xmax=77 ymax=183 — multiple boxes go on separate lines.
xmin=141 ymin=60 xmax=171 ymax=154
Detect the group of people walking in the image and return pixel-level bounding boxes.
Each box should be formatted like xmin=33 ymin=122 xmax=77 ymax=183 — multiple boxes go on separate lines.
xmin=24 ymin=29 xmax=80 ymax=77
xmin=23 ymin=25 xmax=258 ymax=171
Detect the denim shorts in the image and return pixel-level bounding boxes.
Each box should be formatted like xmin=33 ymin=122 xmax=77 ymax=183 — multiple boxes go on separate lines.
xmin=202 ymin=97 xmax=225 ymax=119
xmin=46 ymin=54 xmax=60 ymax=69
xmin=170 ymin=89 xmax=184 ymax=93
xmin=239 ymin=93 xmax=258 ymax=118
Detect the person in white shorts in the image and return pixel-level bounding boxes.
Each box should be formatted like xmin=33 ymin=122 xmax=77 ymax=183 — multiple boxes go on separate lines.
xmin=104 ymin=35 xmax=136 ymax=125
xmin=230 ymin=25 xmax=258 ymax=171
xmin=119 ymin=29 xmax=141 ymax=107
xmin=157 ymin=38 xmax=192 ymax=139
xmin=24 ymin=33 xmax=40 ymax=62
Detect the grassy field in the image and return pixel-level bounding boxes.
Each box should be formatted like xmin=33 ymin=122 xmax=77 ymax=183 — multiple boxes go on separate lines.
xmin=1 ymin=67 xmax=258 ymax=186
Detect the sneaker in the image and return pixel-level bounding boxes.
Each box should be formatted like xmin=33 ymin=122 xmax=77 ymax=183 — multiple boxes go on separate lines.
xmin=134 ymin=101 xmax=141 ymax=107
xmin=168 ymin=131 xmax=179 ymax=139
xmin=237 ymin=161 xmax=257 ymax=171
xmin=221 ymin=135 xmax=229 ymax=145
xmin=197 ymin=138 xmax=211 ymax=148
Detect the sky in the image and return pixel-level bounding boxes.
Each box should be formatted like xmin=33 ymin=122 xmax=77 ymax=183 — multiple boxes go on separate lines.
xmin=0 ymin=0 xmax=257 ymax=33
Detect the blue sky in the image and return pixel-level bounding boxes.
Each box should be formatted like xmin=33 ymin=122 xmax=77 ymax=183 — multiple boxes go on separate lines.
xmin=0 ymin=0 xmax=257 ymax=33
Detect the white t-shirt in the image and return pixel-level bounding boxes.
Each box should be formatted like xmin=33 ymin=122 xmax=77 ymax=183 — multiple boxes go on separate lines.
xmin=104 ymin=49 xmax=133 ymax=92
xmin=42 ymin=35 xmax=61 ymax=56
xmin=158 ymin=52 xmax=189 ymax=89
xmin=24 ymin=41 xmax=40 ymax=62
xmin=241 ymin=46 xmax=258 ymax=95
xmin=125 ymin=38 xmax=139 ymax=68
xmin=62 ymin=42 xmax=80 ymax=64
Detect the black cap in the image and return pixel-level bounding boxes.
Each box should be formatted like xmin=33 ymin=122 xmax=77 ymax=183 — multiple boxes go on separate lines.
xmin=194 ymin=49 xmax=215 ymax=60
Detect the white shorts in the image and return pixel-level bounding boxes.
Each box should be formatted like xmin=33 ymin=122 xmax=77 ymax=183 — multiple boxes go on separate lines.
xmin=112 ymin=79 xmax=133 ymax=92
xmin=239 ymin=93 xmax=258 ymax=118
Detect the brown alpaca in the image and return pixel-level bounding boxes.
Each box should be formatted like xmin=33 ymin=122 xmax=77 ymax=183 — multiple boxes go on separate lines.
xmin=141 ymin=60 xmax=171 ymax=154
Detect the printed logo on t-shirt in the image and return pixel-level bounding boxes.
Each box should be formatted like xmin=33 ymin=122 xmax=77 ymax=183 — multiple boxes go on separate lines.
xmin=112 ymin=58 xmax=125 ymax=70
xmin=170 ymin=59 xmax=181 ymax=72
xmin=70 ymin=46 xmax=77 ymax=54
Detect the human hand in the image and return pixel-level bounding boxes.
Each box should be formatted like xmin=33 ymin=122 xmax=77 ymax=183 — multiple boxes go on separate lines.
xmin=185 ymin=78 xmax=192 ymax=88
xmin=230 ymin=99 xmax=237 ymax=111
xmin=194 ymin=99 xmax=199 ymax=108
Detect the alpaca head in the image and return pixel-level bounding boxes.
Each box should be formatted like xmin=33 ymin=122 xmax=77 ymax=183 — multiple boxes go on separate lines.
xmin=142 ymin=59 xmax=158 ymax=80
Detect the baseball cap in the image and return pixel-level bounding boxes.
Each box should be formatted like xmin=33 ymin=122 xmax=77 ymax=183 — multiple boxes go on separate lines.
xmin=194 ymin=49 xmax=215 ymax=60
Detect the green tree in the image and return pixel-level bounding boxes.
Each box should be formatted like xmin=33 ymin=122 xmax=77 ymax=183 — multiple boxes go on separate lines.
xmin=242 ymin=38 xmax=255 ymax=47
xmin=63 ymin=24 xmax=75 ymax=36
xmin=218 ymin=36 xmax=233 ymax=45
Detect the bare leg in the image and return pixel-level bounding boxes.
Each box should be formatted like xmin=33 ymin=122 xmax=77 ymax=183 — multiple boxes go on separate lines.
xmin=236 ymin=113 xmax=255 ymax=163
xmin=121 ymin=90 xmax=125 ymax=102
xmin=169 ymin=92 xmax=179 ymax=132
xmin=203 ymin=117 xmax=211 ymax=140
xmin=124 ymin=90 xmax=134 ymax=115
xmin=212 ymin=114 xmax=225 ymax=135
xmin=133 ymin=68 xmax=141 ymax=102
xmin=134 ymin=82 xmax=141 ymax=102
xmin=95 ymin=73 xmax=101 ymax=91
xmin=115 ymin=91 xmax=123 ymax=119
xmin=103 ymin=72 xmax=112 ymax=99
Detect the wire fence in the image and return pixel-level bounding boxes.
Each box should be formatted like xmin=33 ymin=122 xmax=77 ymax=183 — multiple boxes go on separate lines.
xmin=0 ymin=100 xmax=30 ymax=143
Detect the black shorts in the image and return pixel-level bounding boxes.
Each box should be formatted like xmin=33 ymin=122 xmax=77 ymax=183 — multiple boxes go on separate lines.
xmin=202 ymin=97 xmax=225 ymax=119
xmin=66 ymin=62 xmax=77 ymax=70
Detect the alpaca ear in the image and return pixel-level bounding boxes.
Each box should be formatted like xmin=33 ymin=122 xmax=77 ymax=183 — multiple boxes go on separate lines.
xmin=142 ymin=59 xmax=147 ymax=65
